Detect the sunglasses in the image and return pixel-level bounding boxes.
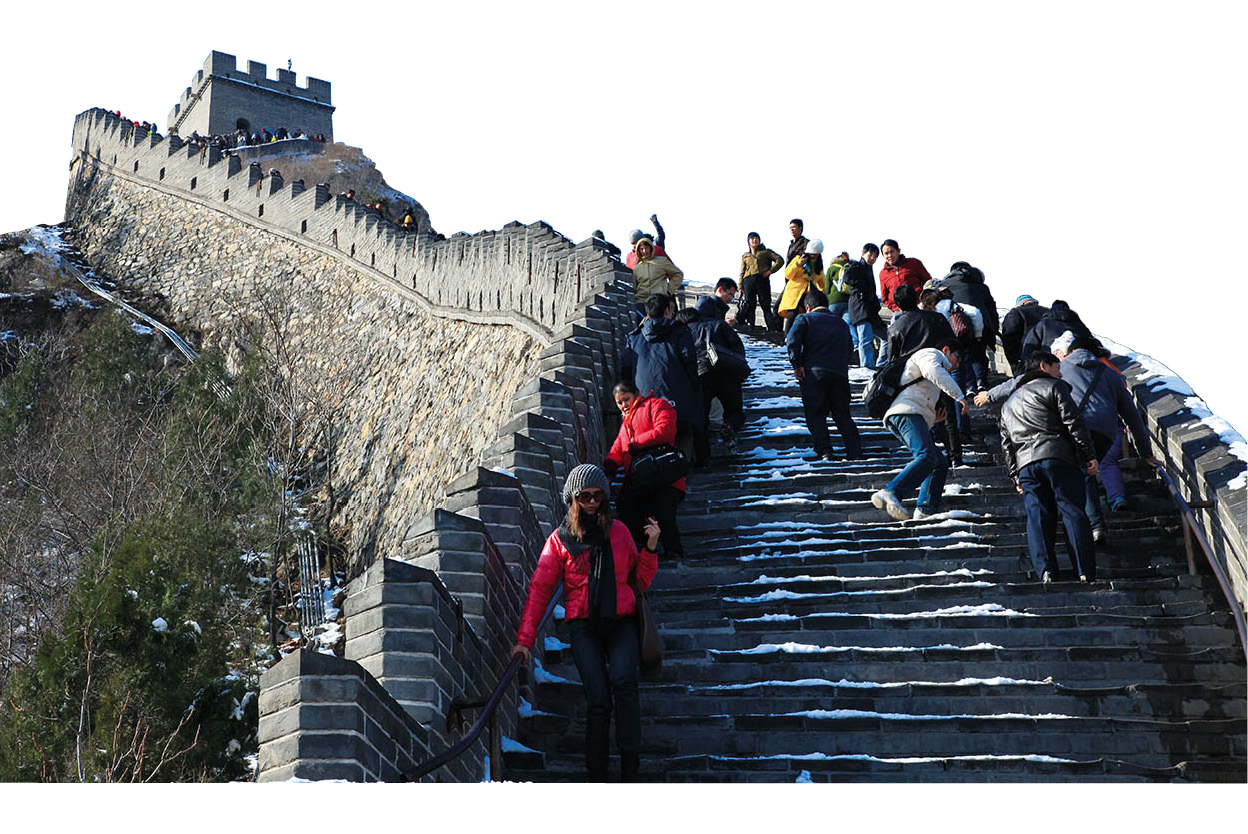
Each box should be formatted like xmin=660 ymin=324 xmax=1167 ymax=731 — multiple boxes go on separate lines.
xmin=575 ymin=491 xmax=606 ymax=504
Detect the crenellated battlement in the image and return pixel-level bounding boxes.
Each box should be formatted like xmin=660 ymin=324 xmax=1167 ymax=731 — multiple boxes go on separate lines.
xmin=71 ymin=107 xmax=619 ymax=342
xmin=168 ymin=51 xmax=334 ymax=140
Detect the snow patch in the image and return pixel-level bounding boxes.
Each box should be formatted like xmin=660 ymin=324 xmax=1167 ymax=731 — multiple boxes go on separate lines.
xmin=151 ymin=617 xmax=168 ymax=633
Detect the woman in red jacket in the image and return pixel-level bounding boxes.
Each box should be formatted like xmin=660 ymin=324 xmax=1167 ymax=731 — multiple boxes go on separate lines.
xmin=605 ymin=380 xmax=688 ymax=559
xmin=512 ymin=463 xmax=660 ymax=782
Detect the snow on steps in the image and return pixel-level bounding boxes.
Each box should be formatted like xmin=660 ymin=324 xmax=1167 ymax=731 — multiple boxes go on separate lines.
xmin=506 ymin=332 xmax=1247 ymax=782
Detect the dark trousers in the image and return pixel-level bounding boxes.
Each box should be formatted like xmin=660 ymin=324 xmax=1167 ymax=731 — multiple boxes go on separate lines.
xmin=702 ymin=368 xmax=745 ymax=435
xmin=739 ymin=274 xmax=776 ymax=330
xmin=618 ymin=483 xmax=684 ymax=558
xmin=952 ymin=342 xmax=988 ymax=434
xmin=799 ymin=369 xmax=861 ymax=459
xmin=1019 ymin=458 xmax=1097 ymax=580
xmin=568 ymin=617 xmax=641 ymax=782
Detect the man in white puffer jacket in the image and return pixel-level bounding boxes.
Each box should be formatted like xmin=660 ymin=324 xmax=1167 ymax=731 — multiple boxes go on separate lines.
xmin=872 ymin=339 xmax=970 ymax=520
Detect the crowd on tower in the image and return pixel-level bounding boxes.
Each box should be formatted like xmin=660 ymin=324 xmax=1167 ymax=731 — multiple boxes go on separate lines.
xmin=509 ymin=215 xmax=1157 ymax=782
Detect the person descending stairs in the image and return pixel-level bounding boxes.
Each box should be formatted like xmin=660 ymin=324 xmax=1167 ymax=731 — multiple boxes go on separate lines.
xmin=504 ymin=331 xmax=1246 ymax=783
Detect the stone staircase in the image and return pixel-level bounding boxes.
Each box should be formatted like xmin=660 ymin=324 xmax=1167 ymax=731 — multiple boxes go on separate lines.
xmin=504 ymin=332 xmax=1247 ymax=782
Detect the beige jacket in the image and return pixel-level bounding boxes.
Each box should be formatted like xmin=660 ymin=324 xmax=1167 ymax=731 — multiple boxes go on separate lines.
xmin=632 ymin=255 xmax=683 ymax=301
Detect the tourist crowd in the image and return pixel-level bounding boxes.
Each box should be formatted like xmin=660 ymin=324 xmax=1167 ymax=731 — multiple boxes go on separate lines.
xmin=506 ymin=214 xmax=1156 ymax=783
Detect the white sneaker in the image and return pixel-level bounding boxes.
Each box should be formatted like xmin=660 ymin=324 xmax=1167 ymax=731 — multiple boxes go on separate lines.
xmin=871 ymin=489 xmax=910 ymax=521
xmin=912 ymin=508 xmax=936 ymax=520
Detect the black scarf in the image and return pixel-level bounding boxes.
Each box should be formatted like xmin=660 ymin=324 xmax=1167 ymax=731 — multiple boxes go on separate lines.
xmin=556 ymin=520 xmax=616 ymax=621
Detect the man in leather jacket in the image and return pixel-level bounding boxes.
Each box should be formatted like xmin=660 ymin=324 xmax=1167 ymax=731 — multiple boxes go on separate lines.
xmin=999 ymin=351 xmax=1101 ymax=583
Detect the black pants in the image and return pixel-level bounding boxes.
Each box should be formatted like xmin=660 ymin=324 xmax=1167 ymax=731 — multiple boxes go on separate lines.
xmin=618 ymin=483 xmax=684 ymax=558
xmin=702 ymin=368 xmax=745 ymax=434
xmin=568 ymin=617 xmax=641 ymax=782
xmin=799 ymin=369 xmax=861 ymax=458
xmin=1019 ymin=459 xmax=1096 ymax=580
xmin=739 ymin=274 xmax=776 ymax=330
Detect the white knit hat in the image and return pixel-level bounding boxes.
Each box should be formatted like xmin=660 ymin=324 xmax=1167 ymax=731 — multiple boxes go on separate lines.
xmin=805 ymin=239 xmax=824 ymax=255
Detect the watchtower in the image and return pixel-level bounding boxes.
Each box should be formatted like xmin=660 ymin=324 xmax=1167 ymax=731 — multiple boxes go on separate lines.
xmin=167 ymin=51 xmax=334 ymax=141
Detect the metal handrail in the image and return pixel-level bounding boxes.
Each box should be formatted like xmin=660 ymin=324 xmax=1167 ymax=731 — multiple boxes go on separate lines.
xmin=403 ymin=586 xmax=565 ymax=782
xmin=1150 ymin=464 xmax=1248 ymax=663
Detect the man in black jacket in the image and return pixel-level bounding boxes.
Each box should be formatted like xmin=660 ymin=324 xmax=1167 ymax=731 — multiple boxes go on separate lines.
xmin=692 ymin=279 xmax=748 ymax=454
xmin=839 ymin=243 xmax=886 ymax=368
xmin=785 ymin=289 xmax=861 ymax=461
xmin=999 ymin=351 xmax=1100 ymax=583
xmin=1020 ymin=300 xmax=1093 ymax=364
xmin=886 ymin=285 xmax=955 ymax=360
xmin=622 ymin=294 xmax=703 ymax=464
xmin=773 ymin=219 xmax=809 ymax=331
xmin=1000 ymin=295 xmax=1049 ymax=375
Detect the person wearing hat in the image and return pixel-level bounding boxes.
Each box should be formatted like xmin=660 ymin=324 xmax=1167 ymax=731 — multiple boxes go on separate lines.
xmin=878 ymin=239 xmax=933 ymax=312
xmin=624 ymin=214 xmax=666 ymax=269
xmin=738 ymin=231 xmax=785 ymax=331
xmin=1000 ymin=295 xmax=1050 ymax=375
xmin=593 ymin=229 xmax=622 ymax=258
xmin=628 ymin=237 xmax=683 ymax=310
xmin=778 ymin=239 xmax=826 ymax=334
xmin=512 ymin=463 xmax=660 ymax=782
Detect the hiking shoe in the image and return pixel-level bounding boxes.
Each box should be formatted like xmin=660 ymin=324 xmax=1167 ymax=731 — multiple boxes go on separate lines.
xmin=1110 ymin=497 xmax=1131 ymax=512
xmin=871 ymin=489 xmax=910 ymax=521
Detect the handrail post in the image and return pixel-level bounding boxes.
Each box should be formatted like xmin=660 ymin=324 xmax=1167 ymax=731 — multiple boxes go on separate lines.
xmin=489 ymin=711 xmax=502 ymax=782
xmin=1181 ymin=515 xmax=1198 ymax=576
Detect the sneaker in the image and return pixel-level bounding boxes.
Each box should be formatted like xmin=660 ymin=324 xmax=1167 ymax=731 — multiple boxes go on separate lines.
xmin=871 ymin=488 xmax=910 ymax=521
xmin=820 ymin=452 xmax=837 ymax=462
xmin=1110 ymin=497 xmax=1131 ymax=512
xmin=912 ymin=508 xmax=935 ymax=520
xmin=1079 ymin=574 xmax=1090 ymax=583
xmin=1092 ymin=527 xmax=1107 ymax=543
xmin=1042 ymin=571 xmax=1053 ymax=584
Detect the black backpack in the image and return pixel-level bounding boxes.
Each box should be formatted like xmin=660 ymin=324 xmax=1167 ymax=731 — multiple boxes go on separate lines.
xmin=861 ymin=353 xmax=918 ymax=419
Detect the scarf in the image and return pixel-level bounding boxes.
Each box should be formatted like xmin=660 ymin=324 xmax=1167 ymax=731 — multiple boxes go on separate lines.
xmin=556 ymin=520 xmax=616 ymax=621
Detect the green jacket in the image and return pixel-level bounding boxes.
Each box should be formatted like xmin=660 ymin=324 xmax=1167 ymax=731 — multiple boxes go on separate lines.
xmin=824 ymin=257 xmax=850 ymax=304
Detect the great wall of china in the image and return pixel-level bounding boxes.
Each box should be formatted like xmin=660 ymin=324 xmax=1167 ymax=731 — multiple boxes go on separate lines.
xmin=61 ymin=76 xmax=1246 ymax=780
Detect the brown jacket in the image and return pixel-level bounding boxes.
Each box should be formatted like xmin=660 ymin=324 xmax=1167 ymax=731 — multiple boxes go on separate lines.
xmin=740 ymin=247 xmax=785 ymax=281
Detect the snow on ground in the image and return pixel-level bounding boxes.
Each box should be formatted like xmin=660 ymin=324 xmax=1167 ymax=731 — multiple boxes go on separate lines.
xmin=710 ymin=641 xmax=1005 ymax=656
xmin=695 ymin=674 xmax=1053 ymax=692
xmin=745 ymin=568 xmax=990 ymax=586
xmin=1099 ymin=336 xmax=1246 ymax=489
xmin=732 ymin=603 xmax=1036 ymax=623
xmin=724 ymin=580 xmax=994 ymax=604
xmin=707 ymin=752 xmax=1077 ymax=764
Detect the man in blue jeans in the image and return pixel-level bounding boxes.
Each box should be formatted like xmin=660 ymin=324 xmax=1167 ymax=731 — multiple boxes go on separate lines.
xmin=999 ymin=351 xmax=1101 ymax=582
xmin=872 ymin=339 xmax=967 ymax=521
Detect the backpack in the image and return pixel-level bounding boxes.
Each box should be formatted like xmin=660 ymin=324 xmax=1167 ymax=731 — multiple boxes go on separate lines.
xmin=947 ymin=302 xmax=977 ymax=346
xmin=861 ymin=353 xmax=918 ymax=419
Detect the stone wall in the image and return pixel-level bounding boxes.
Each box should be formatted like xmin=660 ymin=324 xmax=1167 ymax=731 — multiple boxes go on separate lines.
xmin=1115 ymin=362 xmax=1247 ymax=624
xmin=169 ymin=51 xmax=334 ymax=140
xmin=65 ymin=104 xmax=641 ymax=780
xmin=65 ymin=108 xmax=626 ymax=569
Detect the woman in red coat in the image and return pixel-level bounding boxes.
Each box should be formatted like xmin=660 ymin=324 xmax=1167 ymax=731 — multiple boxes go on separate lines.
xmin=878 ymin=238 xmax=933 ymax=312
xmin=605 ymin=380 xmax=687 ymax=559
xmin=512 ymin=464 xmax=659 ymax=782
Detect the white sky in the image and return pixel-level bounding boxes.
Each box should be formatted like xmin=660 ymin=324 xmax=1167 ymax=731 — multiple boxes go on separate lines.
xmin=2 ymin=1 xmax=1244 ymax=439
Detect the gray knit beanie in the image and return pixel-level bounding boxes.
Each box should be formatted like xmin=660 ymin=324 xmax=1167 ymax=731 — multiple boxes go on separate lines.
xmin=628 ymin=228 xmax=645 ymax=245
xmin=562 ymin=464 xmax=610 ymax=506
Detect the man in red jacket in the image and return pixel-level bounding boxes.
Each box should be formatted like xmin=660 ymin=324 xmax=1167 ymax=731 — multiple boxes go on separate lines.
xmin=878 ymin=239 xmax=933 ymax=312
